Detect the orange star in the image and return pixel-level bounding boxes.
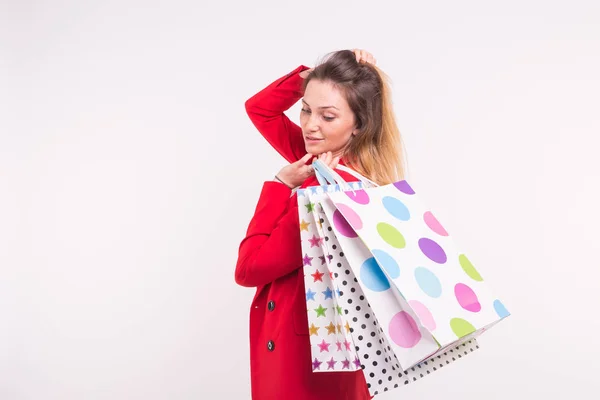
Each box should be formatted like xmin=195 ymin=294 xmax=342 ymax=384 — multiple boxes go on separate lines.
xmin=325 ymin=322 xmax=337 ymax=335
xmin=344 ymin=321 xmax=351 ymax=333
xmin=337 ymin=324 xmax=342 ymax=334
xmin=309 ymin=323 xmax=320 ymax=336
xmin=300 ymin=219 xmax=310 ymax=232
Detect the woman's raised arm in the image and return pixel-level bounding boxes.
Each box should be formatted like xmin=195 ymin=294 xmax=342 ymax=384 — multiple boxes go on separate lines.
xmin=244 ymin=65 xmax=311 ymax=163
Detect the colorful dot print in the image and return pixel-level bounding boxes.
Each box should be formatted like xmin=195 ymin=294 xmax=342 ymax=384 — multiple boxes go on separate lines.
xmin=325 ymin=175 xmax=510 ymax=362
xmin=377 ymin=223 xmax=406 ymax=249
xmin=389 ymin=311 xmax=421 ymax=348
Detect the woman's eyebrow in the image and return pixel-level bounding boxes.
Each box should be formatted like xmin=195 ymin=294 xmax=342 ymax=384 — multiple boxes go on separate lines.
xmin=301 ymin=99 xmax=339 ymax=110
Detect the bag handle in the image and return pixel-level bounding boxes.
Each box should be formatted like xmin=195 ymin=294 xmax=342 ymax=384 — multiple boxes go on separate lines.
xmin=336 ymin=165 xmax=379 ymax=188
xmin=312 ymin=159 xmax=356 ymax=193
xmin=313 ymin=159 xmax=379 ymax=189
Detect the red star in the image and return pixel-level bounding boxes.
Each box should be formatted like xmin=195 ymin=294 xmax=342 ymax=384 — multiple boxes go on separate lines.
xmin=311 ymin=269 xmax=325 ymax=282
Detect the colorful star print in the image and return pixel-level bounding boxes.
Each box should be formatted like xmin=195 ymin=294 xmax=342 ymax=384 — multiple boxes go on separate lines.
xmin=322 ymin=287 xmax=333 ymax=300
xmin=326 ymin=357 xmax=337 ymax=370
xmin=336 ymin=340 xmax=342 ymax=351
xmin=353 ymin=357 xmax=361 ymax=368
xmin=306 ymin=289 xmax=316 ymax=301
xmin=336 ymin=287 xmax=342 ymax=297
xmin=319 ymin=255 xmax=326 ymax=265
xmin=312 ymin=358 xmax=322 ymax=371
xmin=305 ymin=202 xmax=316 ymax=213
xmin=318 ymin=339 xmax=330 ymax=352
xmin=308 ymin=234 xmax=322 ymax=248
xmin=303 ymin=254 xmax=313 ymax=266
xmin=309 ymin=323 xmax=320 ymax=336
xmin=325 ymin=322 xmax=337 ymax=335
xmin=336 ymin=306 xmax=343 ymax=315
xmin=311 ymin=269 xmax=324 ymax=282
xmin=345 ymin=321 xmax=351 ymax=333
xmin=314 ymin=304 xmax=327 ymax=317
xmin=337 ymin=323 xmax=342 ymax=334
xmin=342 ymin=359 xmax=350 ymax=369
xmin=299 ymin=219 xmax=310 ymax=231
xmin=344 ymin=339 xmax=352 ymax=350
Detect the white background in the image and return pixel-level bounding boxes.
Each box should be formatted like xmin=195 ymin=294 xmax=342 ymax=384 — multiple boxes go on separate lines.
xmin=2 ymin=1 xmax=599 ymax=399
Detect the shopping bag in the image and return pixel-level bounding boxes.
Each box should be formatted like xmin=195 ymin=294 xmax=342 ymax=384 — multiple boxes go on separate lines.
xmin=297 ymin=182 xmax=364 ymax=373
xmin=307 ymin=187 xmax=480 ymax=396
xmin=313 ymin=160 xmax=510 ymax=370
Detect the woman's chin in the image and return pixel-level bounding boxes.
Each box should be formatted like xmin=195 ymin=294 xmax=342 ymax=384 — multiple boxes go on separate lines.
xmin=305 ymin=143 xmax=327 ymax=155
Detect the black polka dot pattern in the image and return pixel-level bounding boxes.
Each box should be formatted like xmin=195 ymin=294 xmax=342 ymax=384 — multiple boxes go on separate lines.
xmin=312 ymin=197 xmax=482 ymax=396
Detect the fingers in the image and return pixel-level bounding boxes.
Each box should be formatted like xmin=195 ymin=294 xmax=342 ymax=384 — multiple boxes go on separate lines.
xmin=331 ymin=156 xmax=340 ymax=170
xmin=352 ymin=49 xmax=376 ymax=65
xmin=297 ymin=153 xmax=313 ymax=165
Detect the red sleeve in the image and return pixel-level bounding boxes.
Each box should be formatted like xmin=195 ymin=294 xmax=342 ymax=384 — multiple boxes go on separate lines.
xmin=234 ymin=182 xmax=301 ymax=288
xmin=244 ymin=65 xmax=311 ymax=163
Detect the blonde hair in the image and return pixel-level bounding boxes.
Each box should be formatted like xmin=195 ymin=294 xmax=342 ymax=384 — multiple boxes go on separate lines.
xmin=302 ymin=50 xmax=407 ymax=185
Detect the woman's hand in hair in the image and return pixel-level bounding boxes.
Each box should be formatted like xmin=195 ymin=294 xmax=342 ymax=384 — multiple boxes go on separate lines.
xmin=351 ymin=49 xmax=377 ymax=65
xmin=299 ymin=68 xmax=314 ymax=79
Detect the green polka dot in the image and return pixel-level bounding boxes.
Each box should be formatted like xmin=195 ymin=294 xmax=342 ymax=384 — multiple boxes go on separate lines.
xmin=376 ymin=223 xmax=406 ymax=249
xmin=450 ymin=317 xmax=476 ymax=338
xmin=459 ymin=254 xmax=483 ymax=281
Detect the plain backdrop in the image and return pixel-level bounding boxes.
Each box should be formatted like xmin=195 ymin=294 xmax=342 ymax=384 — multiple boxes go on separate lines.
xmin=1 ymin=1 xmax=599 ymax=399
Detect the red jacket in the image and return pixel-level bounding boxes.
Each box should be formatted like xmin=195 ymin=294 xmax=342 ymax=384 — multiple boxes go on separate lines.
xmin=235 ymin=65 xmax=372 ymax=399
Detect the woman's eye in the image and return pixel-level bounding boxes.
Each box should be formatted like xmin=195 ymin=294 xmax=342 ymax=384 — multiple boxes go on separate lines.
xmin=323 ymin=116 xmax=335 ymax=121
xmin=301 ymin=108 xmax=311 ymax=113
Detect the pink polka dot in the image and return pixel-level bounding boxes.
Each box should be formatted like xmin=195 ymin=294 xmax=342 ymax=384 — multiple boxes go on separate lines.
xmin=344 ymin=189 xmax=370 ymax=204
xmin=332 ymin=210 xmax=357 ymax=238
xmin=454 ymin=283 xmax=481 ymax=312
xmin=424 ymin=211 xmax=448 ymax=236
xmin=409 ymin=300 xmax=436 ymax=331
xmin=388 ymin=311 xmax=421 ymax=348
xmin=334 ymin=203 xmax=363 ymax=234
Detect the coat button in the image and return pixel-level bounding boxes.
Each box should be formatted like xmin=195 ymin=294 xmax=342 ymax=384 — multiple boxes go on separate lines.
xmin=267 ymin=300 xmax=275 ymax=311
xmin=267 ymin=340 xmax=275 ymax=351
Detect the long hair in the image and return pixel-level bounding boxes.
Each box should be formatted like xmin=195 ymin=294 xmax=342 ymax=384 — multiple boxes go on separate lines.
xmin=302 ymin=50 xmax=407 ymax=185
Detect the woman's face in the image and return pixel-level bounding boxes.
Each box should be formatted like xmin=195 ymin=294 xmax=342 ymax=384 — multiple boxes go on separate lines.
xmin=300 ymin=79 xmax=356 ymax=157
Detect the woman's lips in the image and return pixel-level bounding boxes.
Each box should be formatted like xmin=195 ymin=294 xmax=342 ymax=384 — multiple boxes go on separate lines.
xmin=305 ymin=136 xmax=324 ymax=143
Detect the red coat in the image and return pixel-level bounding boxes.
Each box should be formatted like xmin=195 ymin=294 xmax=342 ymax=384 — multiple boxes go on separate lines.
xmin=235 ymin=65 xmax=372 ymax=400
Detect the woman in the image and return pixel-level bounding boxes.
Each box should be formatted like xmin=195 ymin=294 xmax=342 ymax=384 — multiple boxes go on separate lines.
xmin=235 ymin=49 xmax=406 ymax=399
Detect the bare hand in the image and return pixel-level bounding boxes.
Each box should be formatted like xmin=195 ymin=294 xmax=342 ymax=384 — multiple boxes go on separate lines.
xmin=351 ymin=49 xmax=377 ymax=65
xmin=275 ymin=152 xmax=340 ymax=188
xmin=299 ymin=68 xmax=314 ymax=79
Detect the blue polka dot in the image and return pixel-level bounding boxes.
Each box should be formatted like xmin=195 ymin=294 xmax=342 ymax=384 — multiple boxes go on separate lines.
xmin=360 ymin=257 xmax=390 ymax=292
xmin=382 ymin=196 xmax=410 ymax=221
xmin=371 ymin=249 xmax=400 ymax=279
xmin=493 ymin=300 xmax=510 ymax=318
xmin=414 ymin=267 xmax=442 ymax=298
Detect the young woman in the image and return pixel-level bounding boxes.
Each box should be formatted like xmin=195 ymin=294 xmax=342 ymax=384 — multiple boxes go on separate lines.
xmin=235 ymin=49 xmax=406 ymax=399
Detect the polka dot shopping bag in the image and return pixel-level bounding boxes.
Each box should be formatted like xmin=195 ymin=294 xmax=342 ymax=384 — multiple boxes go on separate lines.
xmin=311 ymin=159 xmax=511 ymax=373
